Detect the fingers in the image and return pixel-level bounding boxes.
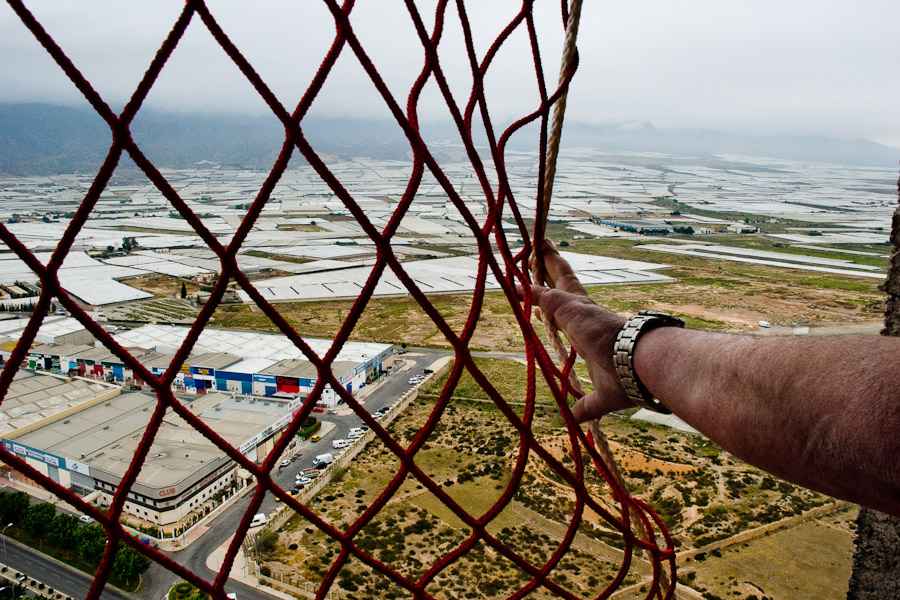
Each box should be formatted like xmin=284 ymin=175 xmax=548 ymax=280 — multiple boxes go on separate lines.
xmin=517 ymin=284 xmax=594 ymax=339
xmin=539 ymin=240 xmax=589 ymax=297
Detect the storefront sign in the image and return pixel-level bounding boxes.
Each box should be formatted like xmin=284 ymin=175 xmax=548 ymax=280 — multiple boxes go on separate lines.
xmin=2 ymin=439 xmax=66 ymax=469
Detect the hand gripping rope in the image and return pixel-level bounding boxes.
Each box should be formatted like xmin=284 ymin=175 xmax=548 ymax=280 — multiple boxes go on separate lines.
xmin=0 ymin=0 xmax=676 ymax=598
xmin=532 ymin=2 xmax=676 ymax=597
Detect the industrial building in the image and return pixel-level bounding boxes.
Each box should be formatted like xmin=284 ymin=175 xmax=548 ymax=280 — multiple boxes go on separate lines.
xmin=111 ymin=324 xmax=394 ymax=403
xmin=2 ymin=323 xmax=394 ymax=532
xmin=0 ymin=370 xmax=119 ymax=437
xmin=0 ymin=315 xmax=96 ymax=353
xmin=2 ymin=388 xmax=300 ymax=528
xmin=15 ymin=324 xmax=394 ymax=405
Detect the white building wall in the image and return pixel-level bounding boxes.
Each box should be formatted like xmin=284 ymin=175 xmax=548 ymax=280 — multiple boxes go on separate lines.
xmin=95 ymin=470 xmax=237 ymax=528
xmin=24 ymin=457 xmax=48 ymax=477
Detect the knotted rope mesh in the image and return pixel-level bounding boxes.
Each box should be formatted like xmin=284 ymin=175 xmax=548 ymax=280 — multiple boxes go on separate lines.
xmin=0 ymin=1 xmax=676 ymax=598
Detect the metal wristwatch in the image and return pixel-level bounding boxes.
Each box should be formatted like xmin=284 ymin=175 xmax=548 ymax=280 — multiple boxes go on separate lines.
xmin=613 ymin=310 xmax=684 ymax=414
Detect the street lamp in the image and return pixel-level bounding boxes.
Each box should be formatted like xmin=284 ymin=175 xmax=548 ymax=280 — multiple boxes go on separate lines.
xmin=1 ymin=523 xmax=13 ymax=560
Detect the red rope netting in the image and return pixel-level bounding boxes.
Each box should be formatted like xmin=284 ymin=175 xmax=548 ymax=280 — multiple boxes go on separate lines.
xmin=0 ymin=1 xmax=676 ymax=598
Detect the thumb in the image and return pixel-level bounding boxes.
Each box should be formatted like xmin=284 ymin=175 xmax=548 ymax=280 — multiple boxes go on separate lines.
xmin=572 ymin=389 xmax=633 ymax=423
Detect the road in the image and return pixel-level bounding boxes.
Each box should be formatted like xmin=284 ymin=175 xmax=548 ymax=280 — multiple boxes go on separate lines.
xmin=1 ymin=536 xmax=131 ymax=600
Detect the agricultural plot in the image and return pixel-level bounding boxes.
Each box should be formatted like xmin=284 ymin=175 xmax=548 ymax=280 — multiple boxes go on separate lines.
xmin=103 ymin=298 xmax=199 ymax=324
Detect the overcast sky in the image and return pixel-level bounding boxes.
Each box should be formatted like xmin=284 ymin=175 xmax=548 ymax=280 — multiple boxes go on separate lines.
xmin=2 ymin=0 xmax=898 ymax=148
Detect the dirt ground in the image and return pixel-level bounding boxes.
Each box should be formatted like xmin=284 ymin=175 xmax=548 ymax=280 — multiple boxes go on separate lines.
xmin=119 ymin=273 xmax=200 ymax=298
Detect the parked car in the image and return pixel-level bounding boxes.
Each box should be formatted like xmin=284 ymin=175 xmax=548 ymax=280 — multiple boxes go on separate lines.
xmin=327 ymin=407 xmax=338 ymax=414
xmin=295 ymin=475 xmax=312 ymax=485
xmin=332 ymin=439 xmax=349 ymax=449
xmin=347 ymin=428 xmax=364 ymax=439
xmin=79 ymin=514 xmax=95 ymax=524
xmin=310 ymin=435 xmax=321 ymax=442
xmin=280 ymin=459 xmax=292 ymax=467
xmin=302 ymin=468 xmax=320 ymax=478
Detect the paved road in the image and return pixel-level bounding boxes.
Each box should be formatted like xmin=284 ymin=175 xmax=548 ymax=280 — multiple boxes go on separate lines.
xmin=0 ymin=536 xmax=131 ymax=600
xmin=252 ymin=349 xmax=443 ymax=516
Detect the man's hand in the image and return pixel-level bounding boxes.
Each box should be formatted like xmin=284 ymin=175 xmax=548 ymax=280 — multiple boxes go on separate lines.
xmin=526 ymin=241 xmax=634 ymax=422
xmin=525 ymin=246 xmax=900 ymax=517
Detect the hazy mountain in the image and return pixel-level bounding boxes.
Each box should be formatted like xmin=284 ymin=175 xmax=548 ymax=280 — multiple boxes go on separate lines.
xmin=0 ymin=103 xmax=896 ymax=176
xmin=560 ymin=121 xmax=899 ymax=169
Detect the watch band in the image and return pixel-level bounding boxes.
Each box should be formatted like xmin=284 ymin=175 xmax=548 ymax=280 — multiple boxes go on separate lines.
xmin=613 ymin=310 xmax=684 ymax=414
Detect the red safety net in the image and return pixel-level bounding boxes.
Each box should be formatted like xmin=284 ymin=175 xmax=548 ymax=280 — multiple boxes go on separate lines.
xmin=0 ymin=1 xmax=676 ymax=599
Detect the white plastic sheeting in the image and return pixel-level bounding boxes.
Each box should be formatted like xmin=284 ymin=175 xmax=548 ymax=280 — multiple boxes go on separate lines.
xmin=113 ymin=324 xmax=392 ymax=364
xmin=236 ymin=251 xmax=674 ymax=303
xmin=639 ymin=244 xmax=885 ymax=279
xmin=0 ymin=251 xmax=153 ymax=305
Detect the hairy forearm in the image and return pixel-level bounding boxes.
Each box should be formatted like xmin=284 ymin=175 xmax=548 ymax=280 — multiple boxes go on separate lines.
xmin=633 ymin=329 xmax=900 ymax=515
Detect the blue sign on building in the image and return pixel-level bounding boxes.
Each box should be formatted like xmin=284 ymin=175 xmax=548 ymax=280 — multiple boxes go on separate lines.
xmin=2 ymin=439 xmax=67 ymax=469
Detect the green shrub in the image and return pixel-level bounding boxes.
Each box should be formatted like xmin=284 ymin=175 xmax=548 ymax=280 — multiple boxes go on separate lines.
xmin=175 ymin=582 xmax=193 ymax=595
xmin=298 ymin=421 xmax=322 ymax=439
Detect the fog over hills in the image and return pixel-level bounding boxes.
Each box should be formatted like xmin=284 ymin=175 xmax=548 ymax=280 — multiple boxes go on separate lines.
xmin=1 ymin=103 xmax=896 ymax=176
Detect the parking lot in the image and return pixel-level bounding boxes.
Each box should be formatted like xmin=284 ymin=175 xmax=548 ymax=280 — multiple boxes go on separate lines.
xmin=255 ymin=349 xmax=447 ymax=514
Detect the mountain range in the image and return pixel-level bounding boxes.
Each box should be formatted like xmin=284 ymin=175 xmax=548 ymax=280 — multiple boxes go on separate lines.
xmin=0 ymin=103 xmax=896 ymax=176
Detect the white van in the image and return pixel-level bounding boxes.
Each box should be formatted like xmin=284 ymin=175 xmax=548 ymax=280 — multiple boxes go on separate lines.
xmin=250 ymin=513 xmax=267 ymax=527
xmin=332 ymin=439 xmax=349 ymax=449
xmin=315 ymin=453 xmax=334 ymax=463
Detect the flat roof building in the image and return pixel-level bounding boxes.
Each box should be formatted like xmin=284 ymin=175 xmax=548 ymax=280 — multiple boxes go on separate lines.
xmin=0 ymin=370 xmax=119 ymax=437
xmin=3 ymin=390 xmax=298 ymax=531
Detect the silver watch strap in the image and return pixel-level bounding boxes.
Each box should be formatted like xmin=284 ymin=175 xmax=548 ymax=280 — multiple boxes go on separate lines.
xmin=613 ymin=310 xmax=684 ymax=414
